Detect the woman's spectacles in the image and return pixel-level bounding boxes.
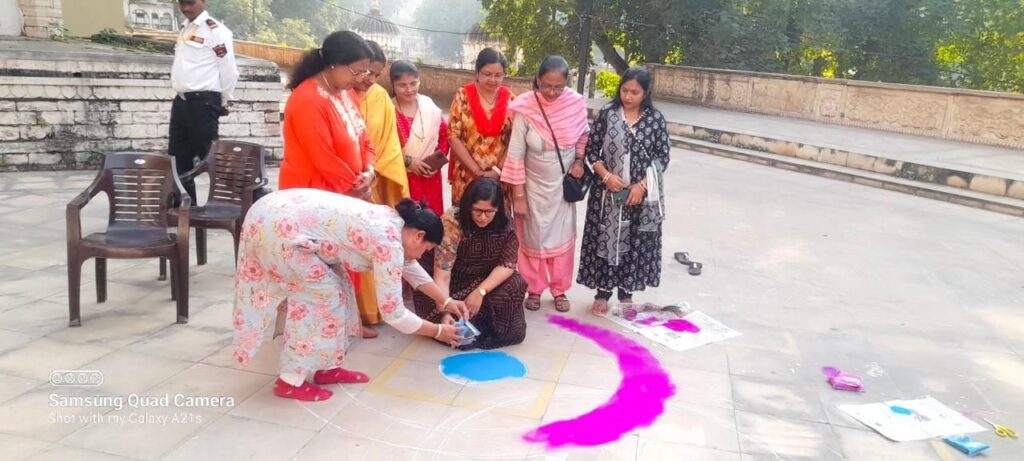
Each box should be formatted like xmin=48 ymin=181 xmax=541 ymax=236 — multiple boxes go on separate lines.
xmin=345 ymin=66 xmax=373 ymax=77
xmin=471 ymin=208 xmax=497 ymax=217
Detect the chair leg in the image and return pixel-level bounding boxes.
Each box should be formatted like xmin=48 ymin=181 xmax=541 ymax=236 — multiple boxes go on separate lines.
xmin=176 ymin=254 xmax=189 ymax=324
xmin=196 ymin=228 xmax=207 ymax=266
xmin=95 ymin=258 xmax=107 ymax=303
xmin=169 ymin=258 xmax=178 ymax=301
xmin=68 ymin=254 xmax=83 ymax=327
xmin=158 ymin=257 xmax=167 ymax=281
xmin=231 ymin=225 xmax=241 ymax=266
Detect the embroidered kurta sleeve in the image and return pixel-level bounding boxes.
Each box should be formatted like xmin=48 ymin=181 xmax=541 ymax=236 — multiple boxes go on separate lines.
xmin=651 ymin=111 xmax=671 ymax=172
xmin=585 ymin=108 xmax=608 ymax=164
xmin=291 ymin=101 xmax=360 ymax=193
xmin=500 ymin=115 xmax=528 ymax=185
xmin=373 ymin=221 xmax=424 ymax=334
xmin=434 ymin=208 xmax=462 ymax=272
xmin=448 ymin=90 xmax=466 ymax=141
xmin=437 ymin=119 xmax=450 ymax=154
xmin=575 ymin=131 xmax=589 ymax=158
xmin=402 ymin=260 xmax=433 ymax=288
xmin=359 ymin=126 xmax=377 ymax=168
xmin=500 ymin=228 xmax=519 ymax=270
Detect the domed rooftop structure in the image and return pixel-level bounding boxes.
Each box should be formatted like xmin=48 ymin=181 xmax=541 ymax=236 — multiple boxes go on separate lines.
xmin=466 ymin=23 xmax=499 ymax=44
xmin=352 ymin=7 xmax=400 ymax=37
xmin=351 ymin=1 xmax=402 ymax=60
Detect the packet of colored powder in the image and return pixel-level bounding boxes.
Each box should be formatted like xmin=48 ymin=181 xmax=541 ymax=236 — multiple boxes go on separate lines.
xmin=821 ymin=366 xmax=864 ymax=392
xmin=943 ymin=435 xmax=990 ymax=457
xmin=455 ymin=319 xmax=481 ymax=346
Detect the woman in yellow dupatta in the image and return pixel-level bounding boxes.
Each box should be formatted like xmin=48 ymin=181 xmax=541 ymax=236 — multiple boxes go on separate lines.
xmin=354 ymin=40 xmax=410 ymax=336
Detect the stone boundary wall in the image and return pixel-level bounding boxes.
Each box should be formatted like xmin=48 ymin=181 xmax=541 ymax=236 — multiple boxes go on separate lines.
xmin=648 ymin=64 xmax=1024 ymax=150
xmin=0 ymin=47 xmax=283 ymax=171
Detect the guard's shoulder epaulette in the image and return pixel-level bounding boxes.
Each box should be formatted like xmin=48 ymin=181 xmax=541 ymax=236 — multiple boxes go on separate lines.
xmin=206 ymin=18 xmax=218 ymax=29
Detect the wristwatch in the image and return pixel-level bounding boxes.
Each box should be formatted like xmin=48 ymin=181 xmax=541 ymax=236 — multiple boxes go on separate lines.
xmin=478 ymin=288 xmax=487 ymax=297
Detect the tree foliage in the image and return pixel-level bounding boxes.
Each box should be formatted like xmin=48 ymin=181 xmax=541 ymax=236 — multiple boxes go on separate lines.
xmin=480 ymin=0 xmax=1024 ymax=93
xmin=208 ymin=0 xmax=409 ymax=49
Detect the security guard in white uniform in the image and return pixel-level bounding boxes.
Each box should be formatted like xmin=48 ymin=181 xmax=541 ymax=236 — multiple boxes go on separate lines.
xmin=170 ymin=0 xmax=239 ymax=202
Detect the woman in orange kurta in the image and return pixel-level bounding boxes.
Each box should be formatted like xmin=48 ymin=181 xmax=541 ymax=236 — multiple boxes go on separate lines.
xmin=448 ymin=48 xmax=516 ymax=205
xmin=279 ymin=31 xmax=380 ymax=338
xmin=280 ymin=31 xmax=377 ymax=197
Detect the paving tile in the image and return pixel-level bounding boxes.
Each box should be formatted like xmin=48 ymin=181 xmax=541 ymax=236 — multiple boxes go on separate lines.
xmin=160 ymin=415 xmax=315 ymax=461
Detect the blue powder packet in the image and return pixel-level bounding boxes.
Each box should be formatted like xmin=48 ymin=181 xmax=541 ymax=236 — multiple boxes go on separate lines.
xmin=454 ymin=319 xmax=480 ymax=346
xmin=943 ymin=435 xmax=990 ymax=457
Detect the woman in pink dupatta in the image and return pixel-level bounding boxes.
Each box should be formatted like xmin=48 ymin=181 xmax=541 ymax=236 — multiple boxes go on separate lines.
xmin=500 ymin=56 xmax=589 ymax=312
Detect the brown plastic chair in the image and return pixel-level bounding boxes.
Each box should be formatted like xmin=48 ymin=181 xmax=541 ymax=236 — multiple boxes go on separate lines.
xmin=162 ymin=140 xmax=268 ymax=272
xmin=66 ymin=152 xmax=191 ymax=326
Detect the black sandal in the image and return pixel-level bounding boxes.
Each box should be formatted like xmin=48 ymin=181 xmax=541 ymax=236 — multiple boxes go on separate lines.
xmin=688 ymin=262 xmax=703 ymax=276
xmin=674 ymin=252 xmax=692 ymax=265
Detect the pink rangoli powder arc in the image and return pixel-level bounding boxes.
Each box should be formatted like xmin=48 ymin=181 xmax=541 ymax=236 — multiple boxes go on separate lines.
xmin=523 ymin=315 xmax=676 ymax=449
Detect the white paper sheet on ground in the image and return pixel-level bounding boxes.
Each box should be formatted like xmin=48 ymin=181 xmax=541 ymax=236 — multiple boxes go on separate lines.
xmin=838 ymin=396 xmax=986 ymax=442
xmin=606 ymin=303 xmax=741 ymax=352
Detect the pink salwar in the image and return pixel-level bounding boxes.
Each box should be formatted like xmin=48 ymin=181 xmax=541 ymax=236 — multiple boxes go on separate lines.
xmin=517 ymin=238 xmax=576 ymax=296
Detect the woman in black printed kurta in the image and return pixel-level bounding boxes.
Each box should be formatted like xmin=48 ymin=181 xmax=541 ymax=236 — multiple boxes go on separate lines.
xmin=577 ymin=67 xmax=671 ymax=316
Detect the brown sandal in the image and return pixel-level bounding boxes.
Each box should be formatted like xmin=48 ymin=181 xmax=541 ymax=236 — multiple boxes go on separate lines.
xmin=554 ymin=295 xmax=571 ymax=313
xmin=591 ymin=299 xmax=609 ymax=316
xmin=524 ymin=294 xmax=541 ymax=311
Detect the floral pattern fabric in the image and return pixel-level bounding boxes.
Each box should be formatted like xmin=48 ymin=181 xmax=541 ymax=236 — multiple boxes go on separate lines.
xmin=448 ymin=86 xmax=515 ymax=204
xmin=232 ymin=188 xmax=422 ymax=377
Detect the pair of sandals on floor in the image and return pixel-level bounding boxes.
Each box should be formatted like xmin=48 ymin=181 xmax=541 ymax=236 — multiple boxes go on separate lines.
xmin=524 ymin=293 xmax=571 ymax=313
xmin=522 ymin=293 xmax=625 ymax=316
xmin=273 ymin=367 xmax=370 ymax=402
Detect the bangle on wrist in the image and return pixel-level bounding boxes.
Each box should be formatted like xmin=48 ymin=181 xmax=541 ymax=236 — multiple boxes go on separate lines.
xmin=602 ymin=172 xmax=612 ymax=183
xmin=433 ymin=323 xmax=443 ymax=339
xmin=442 ymin=297 xmax=452 ymax=309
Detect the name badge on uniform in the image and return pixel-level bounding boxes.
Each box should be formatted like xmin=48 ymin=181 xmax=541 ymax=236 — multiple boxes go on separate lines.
xmin=188 ymin=35 xmax=205 ymax=45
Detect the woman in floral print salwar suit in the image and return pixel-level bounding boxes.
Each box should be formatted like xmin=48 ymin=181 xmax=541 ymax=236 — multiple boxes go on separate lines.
xmin=232 ymin=189 xmax=468 ymax=401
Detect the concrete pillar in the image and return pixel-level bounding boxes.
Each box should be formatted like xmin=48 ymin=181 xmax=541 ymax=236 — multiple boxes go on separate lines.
xmin=0 ymin=0 xmax=24 ymax=36
xmin=18 ymin=0 xmax=63 ymax=38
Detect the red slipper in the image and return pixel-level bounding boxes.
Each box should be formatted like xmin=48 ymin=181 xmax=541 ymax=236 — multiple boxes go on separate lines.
xmin=273 ymin=378 xmax=333 ymax=401
xmin=313 ymin=367 xmax=370 ymax=384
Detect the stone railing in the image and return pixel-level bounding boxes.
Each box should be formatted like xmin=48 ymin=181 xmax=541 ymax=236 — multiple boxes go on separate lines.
xmin=648 ymin=64 xmax=1024 ymax=149
xmin=0 ymin=41 xmax=282 ymax=171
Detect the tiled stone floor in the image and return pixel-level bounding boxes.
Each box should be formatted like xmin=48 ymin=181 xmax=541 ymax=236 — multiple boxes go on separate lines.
xmin=0 ymin=148 xmax=1022 ymax=460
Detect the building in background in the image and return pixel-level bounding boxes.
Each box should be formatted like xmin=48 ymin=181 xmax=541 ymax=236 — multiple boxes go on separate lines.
xmin=127 ymin=0 xmax=178 ymax=32
xmin=402 ymin=34 xmax=429 ymax=63
xmin=460 ymin=23 xmax=503 ymax=70
xmin=352 ymin=2 xmax=402 ymax=60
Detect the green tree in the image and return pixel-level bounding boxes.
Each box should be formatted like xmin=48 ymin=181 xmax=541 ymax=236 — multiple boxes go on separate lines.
xmin=933 ymin=0 xmax=1024 ymax=93
xmin=270 ymin=0 xmax=349 ymax=39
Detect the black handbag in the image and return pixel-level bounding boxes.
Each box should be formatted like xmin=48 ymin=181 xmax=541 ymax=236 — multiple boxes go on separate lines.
xmin=535 ymin=93 xmax=593 ymax=203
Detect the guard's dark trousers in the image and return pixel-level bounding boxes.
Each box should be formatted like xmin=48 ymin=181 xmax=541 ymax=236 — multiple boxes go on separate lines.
xmin=169 ymin=91 xmax=221 ymax=202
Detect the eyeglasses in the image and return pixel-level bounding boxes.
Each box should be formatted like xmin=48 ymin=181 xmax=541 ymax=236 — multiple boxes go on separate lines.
xmin=471 ymin=208 xmax=497 ymax=217
xmin=538 ymin=84 xmax=566 ymax=94
xmin=345 ymin=66 xmax=373 ymax=77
